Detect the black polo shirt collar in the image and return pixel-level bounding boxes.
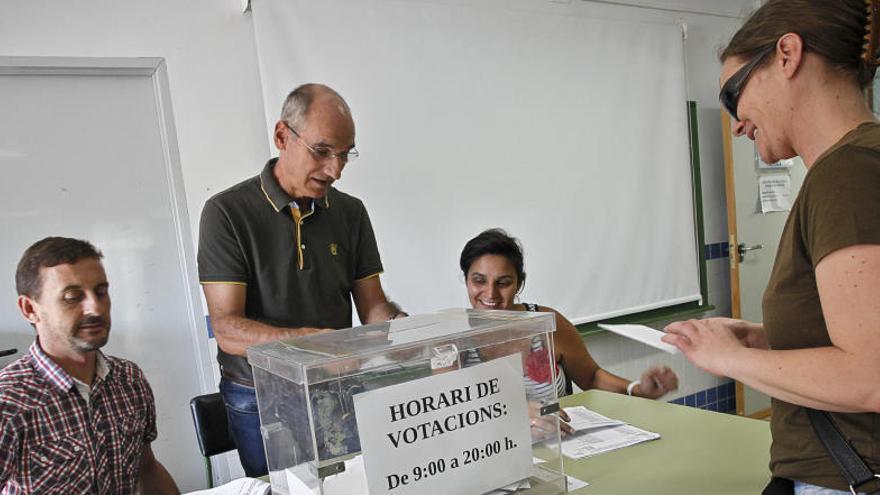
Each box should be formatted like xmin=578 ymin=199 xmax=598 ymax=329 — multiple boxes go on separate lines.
xmin=259 ymin=159 xmax=331 ymax=213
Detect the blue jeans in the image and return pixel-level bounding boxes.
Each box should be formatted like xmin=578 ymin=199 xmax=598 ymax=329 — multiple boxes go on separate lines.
xmin=219 ymin=378 xmax=268 ymax=477
xmin=794 ymin=480 xmax=868 ymax=494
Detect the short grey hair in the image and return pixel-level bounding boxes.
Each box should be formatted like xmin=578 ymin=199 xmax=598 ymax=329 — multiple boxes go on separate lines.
xmin=280 ymin=83 xmax=351 ymax=130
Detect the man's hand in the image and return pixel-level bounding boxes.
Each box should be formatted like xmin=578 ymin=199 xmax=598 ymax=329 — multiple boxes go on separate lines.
xmin=352 ymin=276 xmax=407 ymax=323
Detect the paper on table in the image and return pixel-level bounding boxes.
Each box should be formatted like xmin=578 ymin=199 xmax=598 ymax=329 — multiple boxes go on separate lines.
xmin=322 ymin=456 xmax=369 ymax=494
xmin=284 ymin=457 xmax=370 ymax=495
xmin=285 ymin=465 xmax=318 ymax=495
xmin=185 ymin=478 xmax=270 ymax=495
xmin=566 ymin=476 xmax=590 ymax=490
xmin=561 ymin=423 xmax=660 ymax=459
xmin=483 ymin=474 xmax=586 ymax=495
xmin=483 ymin=479 xmax=531 ymax=494
xmin=597 ymin=324 xmax=679 ymax=354
xmin=563 ymin=406 xmax=624 ymax=431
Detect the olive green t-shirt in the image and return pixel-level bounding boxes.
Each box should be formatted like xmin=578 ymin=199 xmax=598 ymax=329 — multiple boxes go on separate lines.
xmin=763 ymin=122 xmax=880 ymax=489
xmin=198 ymin=159 xmax=384 ymax=385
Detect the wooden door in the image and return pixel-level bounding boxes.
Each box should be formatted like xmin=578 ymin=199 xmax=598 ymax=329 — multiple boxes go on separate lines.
xmin=721 ymin=112 xmax=807 ymax=418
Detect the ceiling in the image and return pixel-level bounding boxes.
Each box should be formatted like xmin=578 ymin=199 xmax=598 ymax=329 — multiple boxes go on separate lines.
xmin=582 ymin=0 xmax=762 ymax=18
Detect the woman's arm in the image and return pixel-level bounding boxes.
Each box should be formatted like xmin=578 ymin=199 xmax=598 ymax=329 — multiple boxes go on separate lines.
xmin=664 ymin=244 xmax=880 ymax=413
xmin=544 ymin=307 xmax=605 ymax=391
xmin=545 ymin=307 xmax=675 ymax=398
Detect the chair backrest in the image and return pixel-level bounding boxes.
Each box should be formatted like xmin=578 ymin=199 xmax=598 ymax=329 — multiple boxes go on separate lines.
xmin=190 ymin=392 xmax=235 ymax=457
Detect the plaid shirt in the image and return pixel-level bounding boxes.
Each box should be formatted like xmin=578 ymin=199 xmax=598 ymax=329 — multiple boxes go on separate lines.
xmin=0 ymin=342 xmax=157 ymax=494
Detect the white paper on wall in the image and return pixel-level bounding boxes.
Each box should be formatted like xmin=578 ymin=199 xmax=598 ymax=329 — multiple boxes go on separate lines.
xmin=758 ymin=174 xmax=792 ymax=213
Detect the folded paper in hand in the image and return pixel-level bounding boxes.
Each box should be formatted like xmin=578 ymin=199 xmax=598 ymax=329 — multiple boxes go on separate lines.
xmin=597 ymin=324 xmax=679 ymax=354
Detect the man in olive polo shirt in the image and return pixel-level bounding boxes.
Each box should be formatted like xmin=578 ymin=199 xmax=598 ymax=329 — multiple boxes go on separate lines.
xmin=197 ymin=83 xmax=405 ymax=477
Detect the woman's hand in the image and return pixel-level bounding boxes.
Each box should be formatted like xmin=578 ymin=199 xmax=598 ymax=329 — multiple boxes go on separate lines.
xmin=706 ymin=317 xmax=768 ymax=349
xmin=662 ymin=319 xmax=747 ymax=376
xmin=634 ymin=366 xmax=678 ymax=399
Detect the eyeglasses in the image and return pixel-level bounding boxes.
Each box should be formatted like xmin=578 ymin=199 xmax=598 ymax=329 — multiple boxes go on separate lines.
xmin=285 ymin=123 xmax=359 ymax=163
xmin=719 ymin=44 xmax=775 ymax=121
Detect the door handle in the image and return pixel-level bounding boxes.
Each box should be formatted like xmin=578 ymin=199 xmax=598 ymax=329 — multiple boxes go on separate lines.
xmin=737 ymin=243 xmax=764 ymax=261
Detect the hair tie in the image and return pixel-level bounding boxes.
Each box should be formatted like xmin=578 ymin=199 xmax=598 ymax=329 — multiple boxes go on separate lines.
xmin=863 ymin=0 xmax=880 ymax=66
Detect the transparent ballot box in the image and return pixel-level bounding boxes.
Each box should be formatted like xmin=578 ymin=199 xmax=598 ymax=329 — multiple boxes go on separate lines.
xmin=248 ymin=309 xmax=568 ymax=495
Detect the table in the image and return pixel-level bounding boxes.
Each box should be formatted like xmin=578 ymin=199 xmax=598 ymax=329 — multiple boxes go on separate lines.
xmin=253 ymin=390 xmax=771 ymax=494
xmin=560 ymin=390 xmax=771 ymax=494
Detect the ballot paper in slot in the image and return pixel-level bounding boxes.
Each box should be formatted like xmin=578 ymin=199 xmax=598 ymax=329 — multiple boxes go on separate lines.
xmin=597 ymin=324 xmax=679 ymax=354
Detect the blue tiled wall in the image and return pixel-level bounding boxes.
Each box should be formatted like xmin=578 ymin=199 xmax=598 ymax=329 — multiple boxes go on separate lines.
xmin=669 ymin=381 xmax=736 ymax=414
xmin=704 ymin=241 xmax=730 ymax=260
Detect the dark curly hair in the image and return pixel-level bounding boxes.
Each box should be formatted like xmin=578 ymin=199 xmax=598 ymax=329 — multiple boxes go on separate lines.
xmin=459 ymin=228 xmax=526 ymax=291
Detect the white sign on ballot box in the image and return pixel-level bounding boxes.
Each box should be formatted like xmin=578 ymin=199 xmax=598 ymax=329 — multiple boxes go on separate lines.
xmin=353 ymin=353 xmax=532 ymax=495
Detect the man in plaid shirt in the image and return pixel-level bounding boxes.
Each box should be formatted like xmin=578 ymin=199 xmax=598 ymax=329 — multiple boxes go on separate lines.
xmin=0 ymin=237 xmax=179 ymax=494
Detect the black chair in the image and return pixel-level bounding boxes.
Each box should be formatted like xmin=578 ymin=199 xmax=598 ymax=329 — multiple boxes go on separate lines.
xmin=190 ymin=393 xmax=235 ymax=488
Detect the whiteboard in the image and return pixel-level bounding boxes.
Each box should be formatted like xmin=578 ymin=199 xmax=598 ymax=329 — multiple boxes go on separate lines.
xmin=252 ymin=0 xmax=702 ymax=324
xmin=0 ymin=57 xmax=211 ymax=489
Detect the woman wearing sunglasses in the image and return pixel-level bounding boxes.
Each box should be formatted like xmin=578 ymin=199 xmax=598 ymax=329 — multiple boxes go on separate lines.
xmin=662 ymin=1 xmax=880 ymax=494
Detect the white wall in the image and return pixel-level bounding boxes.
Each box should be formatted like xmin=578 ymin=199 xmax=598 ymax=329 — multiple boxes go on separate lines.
xmin=552 ymin=0 xmax=752 ymax=399
xmin=0 ymin=0 xmax=268 ymax=490
xmin=0 ymin=0 xmax=755 ymax=488
xmin=0 ymin=0 xmax=270 ymax=241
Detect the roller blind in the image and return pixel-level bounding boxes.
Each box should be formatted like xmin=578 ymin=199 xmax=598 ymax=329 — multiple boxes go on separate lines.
xmin=251 ymin=0 xmax=701 ymax=324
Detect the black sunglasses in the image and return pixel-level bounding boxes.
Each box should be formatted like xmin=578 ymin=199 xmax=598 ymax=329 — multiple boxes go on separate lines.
xmin=719 ymin=45 xmax=775 ymax=121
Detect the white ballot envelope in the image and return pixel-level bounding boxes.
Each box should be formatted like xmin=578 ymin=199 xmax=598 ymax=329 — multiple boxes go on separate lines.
xmin=597 ymin=324 xmax=679 ymax=354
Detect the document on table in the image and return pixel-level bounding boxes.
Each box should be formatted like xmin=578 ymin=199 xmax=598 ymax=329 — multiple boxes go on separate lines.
xmin=563 ymin=406 xmax=624 ymax=430
xmin=482 ymin=472 xmax=589 ymax=494
xmin=481 ymin=462 xmax=590 ymax=493
xmin=566 ymin=476 xmax=590 ymax=490
xmin=561 ymin=423 xmax=660 ymax=459
xmin=185 ymin=478 xmax=270 ymax=495
xmin=597 ymin=324 xmax=679 ymax=354
xmin=529 ymin=465 xmax=591 ymax=492
xmin=483 ymin=479 xmax=531 ymax=494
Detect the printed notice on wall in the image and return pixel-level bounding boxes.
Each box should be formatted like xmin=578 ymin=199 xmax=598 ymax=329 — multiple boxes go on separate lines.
xmin=756 ymin=152 xmax=795 ymax=170
xmin=758 ymin=174 xmax=792 ymax=213
xmin=353 ymin=353 xmax=532 ymax=495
